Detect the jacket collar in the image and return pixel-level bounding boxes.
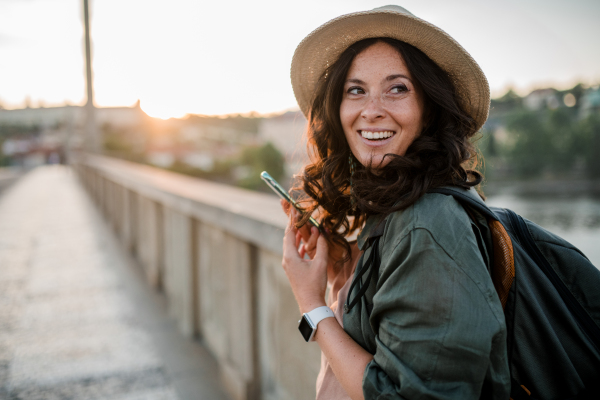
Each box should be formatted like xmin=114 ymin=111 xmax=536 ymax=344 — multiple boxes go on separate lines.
xmin=357 ymin=214 xmax=386 ymax=251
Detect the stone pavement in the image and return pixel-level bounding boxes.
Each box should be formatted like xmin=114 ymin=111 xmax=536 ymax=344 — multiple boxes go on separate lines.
xmin=0 ymin=166 xmax=231 ymax=400
xmin=0 ymin=168 xmax=23 ymax=193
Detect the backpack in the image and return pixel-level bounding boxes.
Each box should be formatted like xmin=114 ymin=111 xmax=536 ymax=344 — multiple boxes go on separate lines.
xmin=429 ymin=187 xmax=600 ymax=400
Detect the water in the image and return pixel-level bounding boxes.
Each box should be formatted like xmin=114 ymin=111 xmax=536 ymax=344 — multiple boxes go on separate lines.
xmin=486 ymin=194 xmax=600 ymax=269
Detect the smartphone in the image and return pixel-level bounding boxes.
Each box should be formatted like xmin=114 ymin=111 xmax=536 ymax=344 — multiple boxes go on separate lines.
xmin=260 ymin=171 xmax=320 ymax=230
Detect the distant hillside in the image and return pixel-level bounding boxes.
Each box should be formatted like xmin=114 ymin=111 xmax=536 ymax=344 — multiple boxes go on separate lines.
xmin=479 ymin=84 xmax=600 ymax=182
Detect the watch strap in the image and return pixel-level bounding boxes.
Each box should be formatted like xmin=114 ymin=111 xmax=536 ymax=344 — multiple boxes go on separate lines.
xmin=306 ymin=306 xmax=334 ymax=327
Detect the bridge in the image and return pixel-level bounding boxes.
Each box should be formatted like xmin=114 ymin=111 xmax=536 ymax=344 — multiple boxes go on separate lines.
xmin=0 ymin=156 xmax=320 ymax=400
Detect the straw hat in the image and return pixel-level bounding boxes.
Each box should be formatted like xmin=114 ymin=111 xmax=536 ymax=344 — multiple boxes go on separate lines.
xmin=291 ymin=5 xmax=490 ymax=132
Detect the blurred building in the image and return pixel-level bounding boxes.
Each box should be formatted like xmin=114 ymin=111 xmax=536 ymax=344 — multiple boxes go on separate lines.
xmin=0 ymin=101 xmax=146 ymax=129
xmin=180 ymin=123 xmax=259 ymax=146
xmin=580 ymin=86 xmax=600 ymax=119
xmin=0 ymin=102 xmax=147 ymax=167
xmin=523 ymin=88 xmax=560 ymax=110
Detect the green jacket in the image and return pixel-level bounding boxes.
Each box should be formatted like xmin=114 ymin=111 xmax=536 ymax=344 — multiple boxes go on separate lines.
xmin=343 ymin=192 xmax=510 ymax=399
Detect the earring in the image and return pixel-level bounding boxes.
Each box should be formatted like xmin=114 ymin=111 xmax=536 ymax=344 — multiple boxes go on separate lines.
xmin=349 ymin=155 xmax=356 ymax=211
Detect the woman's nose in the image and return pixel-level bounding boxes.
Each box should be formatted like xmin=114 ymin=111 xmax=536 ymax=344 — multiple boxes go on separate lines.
xmin=360 ymin=96 xmax=385 ymax=121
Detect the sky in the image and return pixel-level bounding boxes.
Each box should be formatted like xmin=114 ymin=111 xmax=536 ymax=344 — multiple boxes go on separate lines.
xmin=0 ymin=0 xmax=599 ymax=119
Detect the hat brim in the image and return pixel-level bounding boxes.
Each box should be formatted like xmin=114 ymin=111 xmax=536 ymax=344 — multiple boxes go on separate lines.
xmin=291 ymin=8 xmax=490 ymax=132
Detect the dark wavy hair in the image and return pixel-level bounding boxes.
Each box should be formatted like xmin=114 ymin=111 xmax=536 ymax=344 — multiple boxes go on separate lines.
xmin=293 ymin=37 xmax=483 ymax=263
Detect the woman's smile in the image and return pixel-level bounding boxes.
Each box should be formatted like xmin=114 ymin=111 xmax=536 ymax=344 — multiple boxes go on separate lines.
xmin=357 ymin=129 xmax=396 ymax=145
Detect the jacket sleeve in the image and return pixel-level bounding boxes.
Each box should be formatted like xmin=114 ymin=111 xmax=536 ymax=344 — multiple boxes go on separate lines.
xmin=361 ymin=227 xmax=508 ymax=400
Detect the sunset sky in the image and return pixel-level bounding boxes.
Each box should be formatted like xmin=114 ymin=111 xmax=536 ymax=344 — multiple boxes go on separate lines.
xmin=0 ymin=0 xmax=599 ymax=119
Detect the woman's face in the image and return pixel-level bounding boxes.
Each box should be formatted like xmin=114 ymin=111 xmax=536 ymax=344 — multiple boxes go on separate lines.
xmin=340 ymin=41 xmax=426 ymax=168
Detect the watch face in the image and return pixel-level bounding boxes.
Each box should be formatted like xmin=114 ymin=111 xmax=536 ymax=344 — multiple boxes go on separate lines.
xmin=298 ymin=316 xmax=314 ymax=342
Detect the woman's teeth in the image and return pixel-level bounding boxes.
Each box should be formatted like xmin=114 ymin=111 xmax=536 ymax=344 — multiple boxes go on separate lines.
xmin=361 ymin=130 xmax=394 ymax=140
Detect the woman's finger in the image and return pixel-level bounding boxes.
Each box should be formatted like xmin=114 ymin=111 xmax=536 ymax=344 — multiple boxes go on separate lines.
xmin=304 ymin=226 xmax=319 ymax=254
xmin=316 ymin=233 xmax=328 ymax=252
xmin=313 ymin=233 xmax=329 ymax=268
xmin=290 ymin=206 xmax=299 ymax=222
xmin=280 ymin=199 xmax=291 ymax=215
xmin=290 ymin=207 xmax=312 ymax=242
xmin=298 ymin=225 xmax=311 ymax=244
xmin=283 ymin=217 xmax=302 ymax=262
xmin=295 ymin=230 xmax=302 ymax=249
xmin=299 ymin=244 xmax=306 ymax=259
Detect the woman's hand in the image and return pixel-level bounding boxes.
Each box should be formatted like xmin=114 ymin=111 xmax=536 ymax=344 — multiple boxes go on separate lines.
xmin=281 ymin=200 xmax=372 ymax=400
xmin=280 ymin=200 xmax=317 ymax=258
xmin=282 ymin=209 xmax=329 ymax=314
xmin=280 ymin=200 xmax=347 ymax=270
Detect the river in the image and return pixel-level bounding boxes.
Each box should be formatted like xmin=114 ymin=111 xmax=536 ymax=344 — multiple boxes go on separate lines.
xmin=486 ymin=194 xmax=600 ymax=269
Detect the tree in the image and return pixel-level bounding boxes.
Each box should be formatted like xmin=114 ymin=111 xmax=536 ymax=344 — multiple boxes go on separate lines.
xmin=505 ymin=110 xmax=553 ymax=177
xmin=579 ymin=114 xmax=600 ymax=179
xmin=237 ymin=142 xmax=285 ymax=190
xmin=503 ymin=108 xmax=584 ymax=178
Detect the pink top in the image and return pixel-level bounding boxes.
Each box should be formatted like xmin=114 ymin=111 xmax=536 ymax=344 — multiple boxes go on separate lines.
xmin=315 ymin=245 xmax=361 ymax=400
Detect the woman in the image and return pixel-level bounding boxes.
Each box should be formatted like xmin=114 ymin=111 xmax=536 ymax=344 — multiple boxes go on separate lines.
xmin=281 ymin=5 xmax=510 ymax=400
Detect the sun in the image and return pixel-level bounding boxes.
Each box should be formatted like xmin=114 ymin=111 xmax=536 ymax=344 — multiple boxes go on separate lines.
xmin=139 ymin=100 xmax=190 ymax=120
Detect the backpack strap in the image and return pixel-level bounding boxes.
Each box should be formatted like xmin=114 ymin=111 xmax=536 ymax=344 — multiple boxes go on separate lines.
xmin=428 ymin=186 xmax=515 ymax=308
xmin=428 ymin=187 xmax=499 ymax=221
xmin=488 ymin=219 xmax=515 ymax=308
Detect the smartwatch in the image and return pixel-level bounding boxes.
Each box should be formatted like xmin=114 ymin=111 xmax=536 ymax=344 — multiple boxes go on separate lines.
xmin=298 ymin=306 xmax=334 ymax=342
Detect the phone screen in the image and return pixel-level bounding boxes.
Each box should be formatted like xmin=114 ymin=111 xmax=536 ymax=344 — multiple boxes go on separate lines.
xmin=260 ymin=171 xmax=320 ymax=229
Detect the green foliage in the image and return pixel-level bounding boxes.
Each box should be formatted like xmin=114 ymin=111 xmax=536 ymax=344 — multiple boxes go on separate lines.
xmin=104 ymin=133 xmax=134 ymax=154
xmin=0 ymin=139 xmax=9 ymax=167
xmin=102 ymin=125 xmax=146 ymax=163
xmin=578 ymin=114 xmax=600 ymax=178
xmin=0 ymin=125 xmax=40 ymax=167
xmin=167 ymin=159 xmax=233 ymax=182
xmin=490 ymin=89 xmax=522 ymax=113
xmin=474 ymin=130 xmax=497 ymax=180
xmin=236 ymin=142 xmax=285 ymax=190
xmin=185 ymin=113 xmax=262 ymax=134
xmin=162 ymin=142 xmax=285 ymax=191
xmin=487 ymin=107 xmax=599 ymax=179
xmin=479 ymin=83 xmax=600 ymax=181
xmin=505 ymin=110 xmax=549 ymax=176
xmin=0 ymin=124 xmax=39 ymax=137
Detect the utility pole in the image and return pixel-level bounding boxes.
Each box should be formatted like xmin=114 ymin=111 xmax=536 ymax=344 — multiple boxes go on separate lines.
xmin=83 ymin=0 xmax=99 ymax=152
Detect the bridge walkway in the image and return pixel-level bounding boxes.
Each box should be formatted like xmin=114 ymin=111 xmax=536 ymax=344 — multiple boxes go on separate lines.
xmin=0 ymin=166 xmax=230 ymax=400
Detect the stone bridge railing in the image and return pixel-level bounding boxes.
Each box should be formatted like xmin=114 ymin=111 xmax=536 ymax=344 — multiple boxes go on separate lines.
xmin=74 ymin=154 xmax=321 ymax=400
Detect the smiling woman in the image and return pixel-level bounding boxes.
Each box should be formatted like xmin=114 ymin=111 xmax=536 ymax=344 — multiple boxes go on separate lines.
xmin=278 ymin=5 xmax=510 ymax=400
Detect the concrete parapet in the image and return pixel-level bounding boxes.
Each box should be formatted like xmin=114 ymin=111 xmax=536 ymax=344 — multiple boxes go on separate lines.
xmin=74 ymin=154 xmax=320 ymax=400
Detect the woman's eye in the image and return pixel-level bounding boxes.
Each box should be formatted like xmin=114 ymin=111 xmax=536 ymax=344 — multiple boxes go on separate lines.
xmin=390 ymin=84 xmax=408 ymax=94
xmin=347 ymin=87 xmax=364 ymax=95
